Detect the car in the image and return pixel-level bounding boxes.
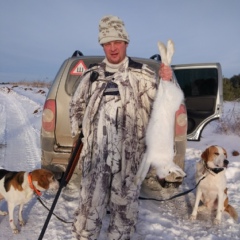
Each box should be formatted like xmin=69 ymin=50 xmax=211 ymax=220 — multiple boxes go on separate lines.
xmin=40 ymin=50 xmax=223 ymax=190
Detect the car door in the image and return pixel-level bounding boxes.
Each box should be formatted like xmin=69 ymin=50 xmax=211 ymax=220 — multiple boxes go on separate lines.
xmin=172 ymin=63 xmax=223 ymax=141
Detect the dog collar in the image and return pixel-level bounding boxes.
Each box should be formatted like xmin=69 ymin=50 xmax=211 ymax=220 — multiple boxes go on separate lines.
xmin=209 ymin=167 xmax=224 ymax=174
xmin=28 ymin=173 xmax=42 ymax=196
xmin=202 ymin=160 xmax=224 ymax=175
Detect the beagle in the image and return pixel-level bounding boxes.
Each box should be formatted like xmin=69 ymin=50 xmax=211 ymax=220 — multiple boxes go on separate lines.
xmin=190 ymin=145 xmax=238 ymax=224
xmin=0 ymin=168 xmax=59 ymax=233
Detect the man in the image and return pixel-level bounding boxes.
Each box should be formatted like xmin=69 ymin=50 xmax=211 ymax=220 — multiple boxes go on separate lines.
xmin=70 ymin=15 xmax=172 ymax=240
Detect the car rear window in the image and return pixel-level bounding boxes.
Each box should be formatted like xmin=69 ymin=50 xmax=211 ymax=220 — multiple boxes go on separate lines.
xmin=65 ymin=58 xmax=103 ymax=95
xmin=174 ymin=68 xmax=218 ymax=97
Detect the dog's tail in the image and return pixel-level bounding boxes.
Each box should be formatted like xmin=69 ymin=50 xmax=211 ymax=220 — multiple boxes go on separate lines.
xmin=225 ymin=204 xmax=238 ymax=222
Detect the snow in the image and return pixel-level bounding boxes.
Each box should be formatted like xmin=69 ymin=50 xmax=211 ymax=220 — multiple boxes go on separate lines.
xmin=0 ymin=84 xmax=240 ymax=240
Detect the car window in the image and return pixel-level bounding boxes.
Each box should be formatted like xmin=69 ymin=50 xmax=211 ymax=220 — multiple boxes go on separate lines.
xmin=65 ymin=58 xmax=103 ymax=95
xmin=66 ymin=60 xmax=82 ymax=95
xmin=174 ymin=68 xmax=218 ymax=97
xmin=173 ymin=66 xmax=220 ymax=137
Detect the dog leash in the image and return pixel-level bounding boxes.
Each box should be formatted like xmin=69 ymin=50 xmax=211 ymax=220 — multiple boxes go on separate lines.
xmin=36 ymin=176 xmax=206 ymax=222
xmin=28 ymin=172 xmax=73 ymax=224
xmin=139 ymin=175 xmax=206 ymax=202
xmin=36 ymin=195 xmax=73 ymax=224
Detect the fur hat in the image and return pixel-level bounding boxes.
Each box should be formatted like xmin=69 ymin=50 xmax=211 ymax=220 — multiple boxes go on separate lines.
xmin=98 ymin=15 xmax=130 ymax=45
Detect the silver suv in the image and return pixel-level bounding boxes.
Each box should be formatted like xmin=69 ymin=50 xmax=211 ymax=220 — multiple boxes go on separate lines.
xmin=40 ymin=50 xmax=223 ymax=188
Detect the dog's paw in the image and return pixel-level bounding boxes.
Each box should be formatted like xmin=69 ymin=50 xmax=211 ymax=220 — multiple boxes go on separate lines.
xmin=0 ymin=210 xmax=8 ymax=216
xmin=19 ymin=219 xmax=25 ymax=226
xmin=189 ymin=214 xmax=197 ymax=221
xmin=213 ymin=218 xmax=221 ymax=225
xmin=197 ymin=205 xmax=206 ymax=212
xmin=12 ymin=228 xmax=19 ymax=234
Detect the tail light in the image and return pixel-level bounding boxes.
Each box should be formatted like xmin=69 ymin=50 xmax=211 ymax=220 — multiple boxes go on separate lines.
xmin=42 ymin=99 xmax=56 ymax=132
xmin=175 ymin=104 xmax=188 ymax=138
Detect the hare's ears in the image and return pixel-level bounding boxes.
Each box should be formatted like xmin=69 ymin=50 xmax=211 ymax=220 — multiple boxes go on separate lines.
xmin=158 ymin=39 xmax=175 ymax=66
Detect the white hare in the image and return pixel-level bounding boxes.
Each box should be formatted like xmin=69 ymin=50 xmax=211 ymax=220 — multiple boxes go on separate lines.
xmin=135 ymin=39 xmax=186 ymax=185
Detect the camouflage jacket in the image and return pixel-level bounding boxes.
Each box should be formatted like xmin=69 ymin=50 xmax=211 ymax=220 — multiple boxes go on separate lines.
xmin=69 ymin=57 xmax=158 ymax=178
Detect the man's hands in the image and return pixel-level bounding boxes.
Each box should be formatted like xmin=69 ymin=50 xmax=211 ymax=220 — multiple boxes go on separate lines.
xmin=158 ymin=63 xmax=172 ymax=81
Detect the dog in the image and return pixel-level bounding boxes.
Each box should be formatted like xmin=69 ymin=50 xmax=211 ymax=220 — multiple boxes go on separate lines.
xmin=190 ymin=145 xmax=238 ymax=224
xmin=0 ymin=168 xmax=59 ymax=233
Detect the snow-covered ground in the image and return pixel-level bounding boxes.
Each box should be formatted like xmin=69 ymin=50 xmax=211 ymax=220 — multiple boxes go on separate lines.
xmin=0 ymin=84 xmax=239 ymax=240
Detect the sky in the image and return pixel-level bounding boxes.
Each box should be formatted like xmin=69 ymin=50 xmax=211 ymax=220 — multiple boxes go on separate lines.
xmin=0 ymin=84 xmax=239 ymax=239
xmin=0 ymin=0 xmax=240 ymax=82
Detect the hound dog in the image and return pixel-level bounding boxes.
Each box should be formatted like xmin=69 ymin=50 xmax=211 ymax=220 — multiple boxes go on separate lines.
xmin=190 ymin=145 xmax=238 ymax=224
xmin=0 ymin=168 xmax=59 ymax=233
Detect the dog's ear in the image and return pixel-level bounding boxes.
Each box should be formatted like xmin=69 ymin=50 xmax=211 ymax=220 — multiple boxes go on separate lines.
xmin=201 ymin=148 xmax=209 ymax=161
xmin=223 ymin=147 xmax=228 ymax=158
xmin=39 ymin=171 xmax=54 ymax=189
xmin=32 ymin=169 xmax=51 ymax=189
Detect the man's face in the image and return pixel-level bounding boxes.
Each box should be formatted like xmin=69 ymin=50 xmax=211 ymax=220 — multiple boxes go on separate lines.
xmin=103 ymin=41 xmax=128 ymax=64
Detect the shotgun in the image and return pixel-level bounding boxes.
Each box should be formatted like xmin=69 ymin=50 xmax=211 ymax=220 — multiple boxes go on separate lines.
xmin=38 ymin=134 xmax=83 ymax=240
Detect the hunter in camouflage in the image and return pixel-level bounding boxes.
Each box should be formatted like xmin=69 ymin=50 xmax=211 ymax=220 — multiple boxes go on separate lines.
xmin=69 ymin=15 xmax=173 ymax=240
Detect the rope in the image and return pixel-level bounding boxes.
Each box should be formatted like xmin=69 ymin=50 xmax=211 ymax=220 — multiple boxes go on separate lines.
xmin=37 ymin=176 xmax=206 ymax=224
xmin=37 ymin=196 xmax=73 ymax=224
xmin=139 ymin=176 xmax=206 ymax=202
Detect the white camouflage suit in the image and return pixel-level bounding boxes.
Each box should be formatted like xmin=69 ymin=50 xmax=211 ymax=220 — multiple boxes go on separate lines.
xmin=69 ymin=57 xmax=158 ymax=240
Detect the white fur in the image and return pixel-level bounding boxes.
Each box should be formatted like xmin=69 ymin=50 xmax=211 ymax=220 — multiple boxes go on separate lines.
xmin=0 ymin=169 xmax=59 ymax=233
xmin=158 ymin=40 xmax=175 ymax=66
xmin=135 ymin=39 xmax=186 ymax=185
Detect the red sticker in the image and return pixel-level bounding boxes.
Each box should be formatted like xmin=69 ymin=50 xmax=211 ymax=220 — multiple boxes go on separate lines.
xmin=70 ymin=60 xmax=87 ymax=76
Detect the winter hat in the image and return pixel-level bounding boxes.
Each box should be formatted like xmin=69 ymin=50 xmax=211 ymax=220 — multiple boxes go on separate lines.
xmin=98 ymin=15 xmax=130 ymax=45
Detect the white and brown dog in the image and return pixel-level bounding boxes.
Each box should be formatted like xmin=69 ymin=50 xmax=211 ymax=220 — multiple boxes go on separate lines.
xmin=0 ymin=168 xmax=59 ymax=233
xmin=190 ymin=145 xmax=238 ymax=224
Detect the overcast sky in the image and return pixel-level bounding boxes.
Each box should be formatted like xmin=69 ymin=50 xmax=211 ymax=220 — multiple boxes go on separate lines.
xmin=0 ymin=0 xmax=239 ymax=82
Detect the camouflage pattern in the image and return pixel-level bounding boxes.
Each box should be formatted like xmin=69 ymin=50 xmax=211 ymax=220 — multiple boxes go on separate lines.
xmin=70 ymin=58 xmax=157 ymax=239
xmin=98 ymin=15 xmax=129 ymax=44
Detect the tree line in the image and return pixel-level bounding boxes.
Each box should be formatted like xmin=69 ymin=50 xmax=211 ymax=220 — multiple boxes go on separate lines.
xmin=223 ymin=74 xmax=240 ymax=101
